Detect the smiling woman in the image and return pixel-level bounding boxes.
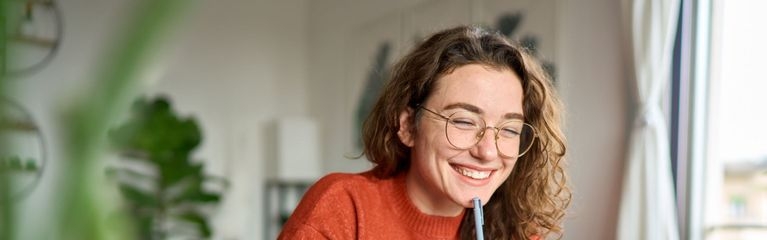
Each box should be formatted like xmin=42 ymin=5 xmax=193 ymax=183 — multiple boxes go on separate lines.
xmin=402 ymin=64 xmax=528 ymax=218
xmin=279 ymin=25 xmax=570 ymax=240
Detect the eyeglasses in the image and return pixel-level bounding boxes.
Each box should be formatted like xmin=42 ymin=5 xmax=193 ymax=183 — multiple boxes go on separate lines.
xmin=419 ymin=106 xmax=536 ymax=158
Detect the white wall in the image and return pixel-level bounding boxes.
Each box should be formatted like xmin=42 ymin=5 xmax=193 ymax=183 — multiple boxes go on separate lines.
xmin=557 ymin=0 xmax=628 ymax=239
xmin=307 ymin=0 xmax=430 ymax=173
xmin=154 ymin=1 xmax=309 ymax=239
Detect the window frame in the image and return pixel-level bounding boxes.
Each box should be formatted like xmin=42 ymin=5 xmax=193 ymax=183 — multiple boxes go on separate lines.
xmin=670 ymin=0 xmax=713 ymax=239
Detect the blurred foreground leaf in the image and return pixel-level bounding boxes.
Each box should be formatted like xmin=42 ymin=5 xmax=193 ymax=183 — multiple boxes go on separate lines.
xmin=54 ymin=0 xmax=195 ymax=240
xmin=1 ymin=0 xmax=14 ymax=239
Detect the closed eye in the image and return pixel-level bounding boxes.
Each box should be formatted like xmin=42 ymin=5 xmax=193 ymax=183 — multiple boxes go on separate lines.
xmin=499 ymin=127 xmax=522 ymax=138
xmin=450 ymin=118 xmax=478 ymax=129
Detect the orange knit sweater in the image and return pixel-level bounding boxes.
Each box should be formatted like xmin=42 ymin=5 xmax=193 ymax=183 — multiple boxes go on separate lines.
xmin=278 ymin=171 xmax=465 ymax=239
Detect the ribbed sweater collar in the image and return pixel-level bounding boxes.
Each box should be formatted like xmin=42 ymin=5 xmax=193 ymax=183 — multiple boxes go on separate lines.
xmin=386 ymin=172 xmax=465 ymax=238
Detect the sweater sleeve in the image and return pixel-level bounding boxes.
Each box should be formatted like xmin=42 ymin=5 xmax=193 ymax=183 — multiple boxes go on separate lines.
xmin=277 ymin=173 xmax=359 ymax=239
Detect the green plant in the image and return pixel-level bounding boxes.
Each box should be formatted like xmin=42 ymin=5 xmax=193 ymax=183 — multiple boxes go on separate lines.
xmin=108 ymin=96 xmax=225 ymax=239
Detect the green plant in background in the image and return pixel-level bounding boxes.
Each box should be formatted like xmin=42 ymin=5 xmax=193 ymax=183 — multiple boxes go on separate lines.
xmin=108 ymin=96 xmax=225 ymax=239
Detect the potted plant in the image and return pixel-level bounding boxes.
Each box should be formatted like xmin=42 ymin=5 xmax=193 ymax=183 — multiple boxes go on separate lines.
xmin=108 ymin=96 xmax=226 ymax=239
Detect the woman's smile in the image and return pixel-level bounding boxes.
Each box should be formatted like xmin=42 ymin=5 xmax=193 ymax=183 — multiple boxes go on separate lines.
xmin=452 ymin=164 xmax=493 ymax=180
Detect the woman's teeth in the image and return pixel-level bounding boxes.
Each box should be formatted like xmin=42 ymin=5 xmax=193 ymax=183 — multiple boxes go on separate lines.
xmin=454 ymin=166 xmax=491 ymax=180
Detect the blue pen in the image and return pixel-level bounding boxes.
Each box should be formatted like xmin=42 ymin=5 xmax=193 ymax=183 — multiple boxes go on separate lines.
xmin=472 ymin=197 xmax=484 ymax=240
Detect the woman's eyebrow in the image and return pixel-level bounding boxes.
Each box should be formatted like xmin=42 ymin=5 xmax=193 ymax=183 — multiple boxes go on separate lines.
xmin=443 ymin=102 xmax=525 ymax=120
xmin=504 ymin=112 xmax=525 ymax=121
xmin=443 ymin=102 xmax=482 ymax=114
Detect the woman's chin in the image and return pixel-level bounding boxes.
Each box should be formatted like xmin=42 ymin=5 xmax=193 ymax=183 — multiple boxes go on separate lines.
xmin=455 ymin=194 xmax=493 ymax=209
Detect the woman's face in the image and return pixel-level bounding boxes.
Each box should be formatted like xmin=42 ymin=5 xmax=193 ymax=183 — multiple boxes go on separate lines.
xmin=399 ymin=64 xmax=524 ymax=216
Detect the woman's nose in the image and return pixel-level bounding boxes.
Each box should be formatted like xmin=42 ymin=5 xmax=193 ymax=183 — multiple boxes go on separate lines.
xmin=470 ymin=127 xmax=499 ymax=160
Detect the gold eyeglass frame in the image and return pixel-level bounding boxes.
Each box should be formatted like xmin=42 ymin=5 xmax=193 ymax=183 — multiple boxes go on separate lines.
xmin=419 ymin=106 xmax=537 ymax=158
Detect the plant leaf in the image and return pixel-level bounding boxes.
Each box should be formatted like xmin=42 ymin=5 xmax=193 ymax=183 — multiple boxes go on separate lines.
xmin=175 ymin=211 xmax=211 ymax=237
xmin=118 ymin=184 xmax=158 ymax=208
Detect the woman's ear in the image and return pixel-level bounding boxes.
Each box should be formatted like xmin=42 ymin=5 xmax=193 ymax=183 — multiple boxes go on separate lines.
xmin=397 ymin=108 xmax=415 ymax=147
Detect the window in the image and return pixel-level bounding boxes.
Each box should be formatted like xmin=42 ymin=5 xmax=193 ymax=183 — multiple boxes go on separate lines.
xmin=676 ymin=0 xmax=767 ymax=239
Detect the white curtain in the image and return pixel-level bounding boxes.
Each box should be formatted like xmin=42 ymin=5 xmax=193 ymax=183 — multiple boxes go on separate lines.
xmin=617 ymin=0 xmax=681 ymax=239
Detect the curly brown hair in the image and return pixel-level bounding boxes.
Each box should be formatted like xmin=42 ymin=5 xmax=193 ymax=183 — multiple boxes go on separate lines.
xmin=360 ymin=25 xmax=570 ymax=239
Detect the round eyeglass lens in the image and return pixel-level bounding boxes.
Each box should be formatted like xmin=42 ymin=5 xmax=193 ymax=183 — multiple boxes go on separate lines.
xmin=495 ymin=121 xmax=536 ymax=157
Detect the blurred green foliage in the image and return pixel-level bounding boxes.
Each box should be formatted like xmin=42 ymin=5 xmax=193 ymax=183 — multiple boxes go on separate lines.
xmin=1 ymin=0 xmax=14 ymax=238
xmin=108 ymin=96 xmax=224 ymax=239
xmin=1 ymin=0 xmax=195 ymax=239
